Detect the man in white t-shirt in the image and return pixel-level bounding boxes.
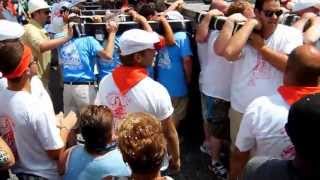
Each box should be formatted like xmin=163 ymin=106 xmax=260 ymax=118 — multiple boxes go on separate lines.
xmin=219 ymin=0 xmax=303 ymax=147
xmin=230 ymin=45 xmax=320 ymax=180
xmin=196 ymin=1 xmax=254 ymax=178
xmin=95 ymin=28 xmax=180 ymax=172
xmin=0 ymin=20 xmax=77 ymax=180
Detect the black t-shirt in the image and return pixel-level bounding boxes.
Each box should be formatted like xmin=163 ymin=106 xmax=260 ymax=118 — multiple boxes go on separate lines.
xmin=243 ymin=157 xmax=319 ymax=180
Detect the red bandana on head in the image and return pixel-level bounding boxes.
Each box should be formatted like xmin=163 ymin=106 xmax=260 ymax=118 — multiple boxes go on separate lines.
xmin=3 ymin=45 xmax=32 ymax=79
xmin=112 ymin=66 xmax=148 ymax=95
xmin=278 ymin=86 xmax=320 ymax=105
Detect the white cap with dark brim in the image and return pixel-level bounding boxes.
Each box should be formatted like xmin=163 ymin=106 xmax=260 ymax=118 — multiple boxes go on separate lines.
xmin=119 ymin=29 xmax=160 ymax=56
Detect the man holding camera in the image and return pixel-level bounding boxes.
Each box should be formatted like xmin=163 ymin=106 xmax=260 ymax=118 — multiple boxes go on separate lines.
xmin=22 ymin=0 xmax=73 ymax=89
xmin=219 ymin=0 xmax=303 ymax=152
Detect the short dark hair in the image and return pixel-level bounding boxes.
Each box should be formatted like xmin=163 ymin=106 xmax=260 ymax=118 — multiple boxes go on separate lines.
xmin=118 ymin=112 xmax=166 ymax=174
xmin=255 ymin=0 xmax=280 ymax=11
xmin=287 ymin=93 xmax=320 ymax=164
xmin=0 ymin=40 xmax=24 ymax=82
xmin=79 ymin=105 xmax=113 ymax=154
xmin=138 ymin=3 xmax=156 ymax=18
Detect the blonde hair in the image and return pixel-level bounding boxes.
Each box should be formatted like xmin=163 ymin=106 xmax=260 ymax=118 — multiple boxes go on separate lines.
xmin=226 ymin=0 xmax=252 ymax=16
xmin=118 ymin=112 xmax=166 ymax=174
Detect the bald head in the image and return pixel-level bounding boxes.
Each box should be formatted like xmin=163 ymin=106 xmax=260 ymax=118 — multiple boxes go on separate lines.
xmin=285 ymin=45 xmax=320 ymax=86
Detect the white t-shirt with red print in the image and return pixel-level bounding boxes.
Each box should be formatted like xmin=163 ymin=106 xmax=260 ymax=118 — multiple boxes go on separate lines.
xmin=0 ymin=77 xmax=63 ymax=179
xmin=95 ymin=74 xmax=174 ymax=131
xmin=230 ymin=24 xmax=303 ymax=113
xmin=236 ymin=93 xmax=295 ymax=160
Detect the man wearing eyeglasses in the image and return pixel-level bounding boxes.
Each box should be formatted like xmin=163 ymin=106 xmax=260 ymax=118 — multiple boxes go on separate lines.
xmin=22 ymin=0 xmax=73 ymax=90
xmin=217 ymin=0 xmax=303 ymax=179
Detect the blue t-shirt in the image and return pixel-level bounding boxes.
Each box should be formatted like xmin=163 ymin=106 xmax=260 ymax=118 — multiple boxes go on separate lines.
xmin=96 ymin=36 xmax=121 ymax=81
xmin=156 ymin=32 xmax=193 ymax=97
xmin=63 ymin=144 xmax=131 ymax=180
xmin=56 ymin=34 xmax=103 ymax=82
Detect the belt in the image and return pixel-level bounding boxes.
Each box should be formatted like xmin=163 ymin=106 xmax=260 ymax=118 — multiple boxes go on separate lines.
xmin=64 ymin=81 xmax=95 ymax=85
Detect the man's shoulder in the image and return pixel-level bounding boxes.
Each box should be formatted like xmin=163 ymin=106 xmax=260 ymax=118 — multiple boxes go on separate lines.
xmin=275 ymin=24 xmax=302 ymax=37
xmin=99 ymin=74 xmax=115 ymax=88
xmin=139 ymin=77 xmax=168 ymax=91
xmin=24 ymin=23 xmax=41 ymax=32
xmin=249 ymin=93 xmax=284 ymax=108
xmin=174 ymin=31 xmax=188 ymax=39
xmin=244 ymin=157 xmax=291 ymax=180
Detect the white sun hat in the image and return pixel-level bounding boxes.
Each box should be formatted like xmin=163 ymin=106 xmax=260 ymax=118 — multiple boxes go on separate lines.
xmin=28 ymin=0 xmax=50 ymax=14
xmin=0 ymin=20 xmax=25 ymax=41
xmin=119 ymin=29 xmax=160 ymax=56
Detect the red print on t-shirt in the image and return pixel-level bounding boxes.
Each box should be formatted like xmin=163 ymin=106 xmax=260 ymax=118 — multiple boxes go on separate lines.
xmin=106 ymin=92 xmax=130 ymax=129
xmin=248 ymin=54 xmax=273 ymax=86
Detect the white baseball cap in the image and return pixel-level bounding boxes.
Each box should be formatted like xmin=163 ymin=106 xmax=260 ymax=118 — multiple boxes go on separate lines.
xmin=0 ymin=20 xmax=25 ymax=41
xmin=119 ymin=29 xmax=160 ymax=56
xmin=292 ymin=0 xmax=320 ymax=12
xmin=28 ymin=0 xmax=50 ymax=14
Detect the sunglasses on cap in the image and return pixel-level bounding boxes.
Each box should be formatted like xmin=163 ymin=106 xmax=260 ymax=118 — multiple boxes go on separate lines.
xmin=262 ymin=10 xmax=283 ymax=18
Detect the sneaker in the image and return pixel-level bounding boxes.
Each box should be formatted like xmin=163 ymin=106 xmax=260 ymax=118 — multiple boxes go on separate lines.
xmin=200 ymin=143 xmax=211 ymax=156
xmin=200 ymin=143 xmax=226 ymax=158
xmin=208 ymin=161 xmax=228 ymax=180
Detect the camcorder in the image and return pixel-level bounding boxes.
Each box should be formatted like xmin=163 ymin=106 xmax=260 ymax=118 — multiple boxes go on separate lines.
xmin=197 ymin=12 xmax=303 ymax=31
xmin=60 ymin=6 xmax=80 ymax=15
xmin=72 ymin=19 xmax=192 ymax=41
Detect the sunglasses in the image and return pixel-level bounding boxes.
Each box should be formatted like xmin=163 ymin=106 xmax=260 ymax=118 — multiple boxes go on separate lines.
xmin=262 ymin=10 xmax=283 ymax=18
xmin=40 ymin=10 xmax=50 ymax=15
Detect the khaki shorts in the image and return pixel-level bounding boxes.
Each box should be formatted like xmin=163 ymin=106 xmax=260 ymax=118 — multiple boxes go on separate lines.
xmin=171 ymin=96 xmax=189 ymax=122
xmin=63 ymin=84 xmax=97 ymax=116
xmin=229 ymin=107 xmax=243 ymax=147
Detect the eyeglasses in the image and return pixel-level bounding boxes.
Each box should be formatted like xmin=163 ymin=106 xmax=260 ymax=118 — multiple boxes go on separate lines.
xmin=262 ymin=10 xmax=283 ymax=18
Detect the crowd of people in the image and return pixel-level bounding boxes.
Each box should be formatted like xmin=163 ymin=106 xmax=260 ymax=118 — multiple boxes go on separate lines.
xmin=0 ymin=0 xmax=320 ymax=179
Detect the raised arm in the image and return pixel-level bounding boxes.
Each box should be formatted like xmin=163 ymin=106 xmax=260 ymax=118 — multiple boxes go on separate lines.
xmin=98 ymin=20 xmax=118 ymax=60
xmin=303 ymin=16 xmax=320 ymax=45
xmin=214 ymin=13 xmax=247 ymax=56
xmin=223 ymin=18 xmax=260 ymax=61
xmin=128 ymin=10 xmax=153 ymax=32
xmin=195 ymin=9 xmax=224 ymax=43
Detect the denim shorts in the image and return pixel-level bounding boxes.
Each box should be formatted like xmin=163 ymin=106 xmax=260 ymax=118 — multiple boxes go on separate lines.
xmin=201 ymin=93 xmax=230 ymax=140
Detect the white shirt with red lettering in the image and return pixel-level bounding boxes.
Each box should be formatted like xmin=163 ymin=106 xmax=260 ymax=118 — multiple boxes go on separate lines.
xmin=236 ymin=93 xmax=295 ymax=160
xmin=95 ymin=74 xmax=174 ymax=130
xmin=0 ymin=77 xmax=63 ymax=179
xmin=231 ymin=24 xmax=303 ymax=113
